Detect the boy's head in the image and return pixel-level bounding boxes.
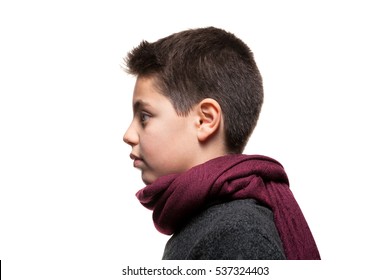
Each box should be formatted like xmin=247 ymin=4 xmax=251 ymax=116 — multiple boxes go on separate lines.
xmin=123 ymin=27 xmax=263 ymax=184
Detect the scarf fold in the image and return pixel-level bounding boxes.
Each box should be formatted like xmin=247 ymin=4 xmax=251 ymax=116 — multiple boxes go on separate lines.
xmin=136 ymin=154 xmax=320 ymax=260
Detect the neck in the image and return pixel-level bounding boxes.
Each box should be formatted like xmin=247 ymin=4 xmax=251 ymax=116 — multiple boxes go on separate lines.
xmin=193 ymin=144 xmax=229 ymax=167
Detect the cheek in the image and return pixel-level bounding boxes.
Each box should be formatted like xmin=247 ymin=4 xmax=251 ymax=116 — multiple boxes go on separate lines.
xmin=140 ymin=134 xmax=162 ymax=158
xmin=144 ymin=127 xmax=192 ymax=167
xmin=140 ymin=126 xmax=172 ymax=161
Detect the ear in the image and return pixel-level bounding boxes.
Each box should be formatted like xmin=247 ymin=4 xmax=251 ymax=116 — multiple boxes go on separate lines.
xmin=196 ymin=98 xmax=222 ymax=142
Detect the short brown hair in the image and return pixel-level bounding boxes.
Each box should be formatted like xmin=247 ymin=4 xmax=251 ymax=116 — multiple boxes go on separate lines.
xmin=124 ymin=27 xmax=263 ymax=153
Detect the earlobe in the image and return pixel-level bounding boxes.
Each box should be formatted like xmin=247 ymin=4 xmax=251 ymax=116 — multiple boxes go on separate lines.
xmin=197 ymin=98 xmax=222 ymax=142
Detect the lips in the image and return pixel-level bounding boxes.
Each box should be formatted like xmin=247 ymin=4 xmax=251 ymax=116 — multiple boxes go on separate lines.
xmin=130 ymin=153 xmax=143 ymax=168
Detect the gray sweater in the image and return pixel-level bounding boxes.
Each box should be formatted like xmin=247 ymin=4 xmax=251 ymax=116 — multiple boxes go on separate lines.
xmin=162 ymin=199 xmax=286 ymax=260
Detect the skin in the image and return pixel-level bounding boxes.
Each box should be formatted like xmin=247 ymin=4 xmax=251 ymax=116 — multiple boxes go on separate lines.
xmin=123 ymin=76 xmax=227 ymax=185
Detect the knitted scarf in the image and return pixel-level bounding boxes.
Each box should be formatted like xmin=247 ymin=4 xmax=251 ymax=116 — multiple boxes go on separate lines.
xmin=136 ymin=154 xmax=321 ymax=260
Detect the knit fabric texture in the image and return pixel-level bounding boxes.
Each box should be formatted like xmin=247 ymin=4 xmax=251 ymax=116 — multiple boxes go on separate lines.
xmin=163 ymin=199 xmax=286 ymax=259
xmin=136 ymin=154 xmax=321 ymax=260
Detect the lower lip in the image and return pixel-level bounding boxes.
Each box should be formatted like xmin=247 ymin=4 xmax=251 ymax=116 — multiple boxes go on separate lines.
xmin=133 ymin=159 xmax=143 ymax=168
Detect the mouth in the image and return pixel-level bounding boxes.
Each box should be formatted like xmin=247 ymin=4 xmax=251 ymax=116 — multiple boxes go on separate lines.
xmin=130 ymin=153 xmax=144 ymax=169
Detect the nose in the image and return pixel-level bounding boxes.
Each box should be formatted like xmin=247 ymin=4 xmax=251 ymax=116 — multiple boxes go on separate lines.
xmin=123 ymin=121 xmax=139 ymax=147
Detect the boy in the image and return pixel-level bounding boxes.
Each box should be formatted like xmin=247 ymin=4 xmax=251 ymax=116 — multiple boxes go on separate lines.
xmin=123 ymin=27 xmax=320 ymax=260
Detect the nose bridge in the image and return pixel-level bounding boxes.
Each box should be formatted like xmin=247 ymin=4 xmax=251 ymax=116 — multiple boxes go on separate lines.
xmin=123 ymin=119 xmax=138 ymax=146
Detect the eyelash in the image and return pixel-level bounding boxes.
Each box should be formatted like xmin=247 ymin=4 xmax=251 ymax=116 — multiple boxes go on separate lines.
xmin=139 ymin=111 xmax=151 ymax=125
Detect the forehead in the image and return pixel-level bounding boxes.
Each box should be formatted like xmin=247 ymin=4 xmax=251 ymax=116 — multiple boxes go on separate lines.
xmin=133 ymin=76 xmax=163 ymax=103
xmin=132 ymin=76 xmax=173 ymax=111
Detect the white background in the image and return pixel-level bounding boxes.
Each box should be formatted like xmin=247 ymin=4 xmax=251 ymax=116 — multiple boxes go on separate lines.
xmin=1 ymin=0 xmax=389 ymax=279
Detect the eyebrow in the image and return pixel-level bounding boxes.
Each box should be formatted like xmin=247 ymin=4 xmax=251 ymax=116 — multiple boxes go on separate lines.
xmin=133 ymin=100 xmax=151 ymax=114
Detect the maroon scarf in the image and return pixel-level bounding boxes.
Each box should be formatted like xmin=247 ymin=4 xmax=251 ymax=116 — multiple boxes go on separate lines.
xmin=136 ymin=154 xmax=320 ymax=260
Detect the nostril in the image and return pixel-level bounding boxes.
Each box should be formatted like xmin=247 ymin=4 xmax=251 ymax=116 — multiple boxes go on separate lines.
xmin=123 ymin=129 xmax=138 ymax=147
xmin=123 ymin=136 xmax=134 ymax=146
xmin=123 ymin=123 xmax=138 ymax=146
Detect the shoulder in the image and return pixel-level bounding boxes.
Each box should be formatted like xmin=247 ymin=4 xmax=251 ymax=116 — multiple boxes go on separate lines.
xmin=163 ymin=199 xmax=286 ymax=260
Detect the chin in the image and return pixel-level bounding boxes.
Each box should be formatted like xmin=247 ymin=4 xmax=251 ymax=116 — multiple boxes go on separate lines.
xmin=141 ymin=173 xmax=157 ymax=185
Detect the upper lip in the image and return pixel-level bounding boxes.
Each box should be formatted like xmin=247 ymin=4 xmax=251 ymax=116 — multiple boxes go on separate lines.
xmin=130 ymin=153 xmax=142 ymax=161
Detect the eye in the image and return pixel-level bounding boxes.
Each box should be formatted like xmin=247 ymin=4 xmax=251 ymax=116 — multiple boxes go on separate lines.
xmin=140 ymin=111 xmax=151 ymax=124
